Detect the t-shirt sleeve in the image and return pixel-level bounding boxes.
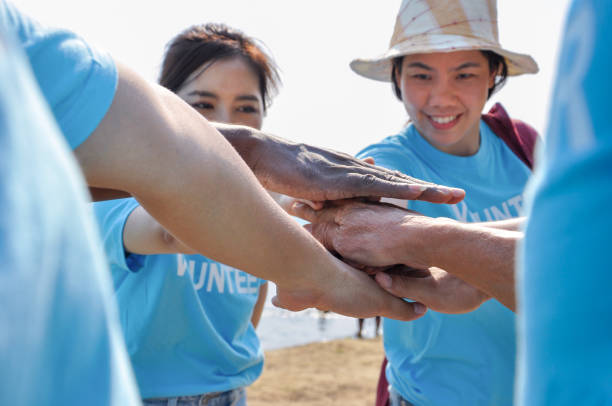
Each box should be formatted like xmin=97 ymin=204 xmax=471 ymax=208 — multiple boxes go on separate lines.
xmin=0 ymin=0 xmax=118 ymax=150
xmin=92 ymin=198 xmax=144 ymax=273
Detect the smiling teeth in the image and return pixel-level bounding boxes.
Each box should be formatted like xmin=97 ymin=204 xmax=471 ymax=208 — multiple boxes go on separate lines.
xmin=431 ymin=115 xmax=457 ymax=124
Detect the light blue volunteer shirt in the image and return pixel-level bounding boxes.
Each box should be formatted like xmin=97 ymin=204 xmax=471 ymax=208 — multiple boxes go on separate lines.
xmin=0 ymin=24 xmax=139 ymax=406
xmin=94 ymin=198 xmax=266 ymax=399
xmin=358 ymin=121 xmax=531 ymax=406
xmin=0 ymin=0 xmax=117 ymax=149
xmin=518 ymin=0 xmax=612 ymax=404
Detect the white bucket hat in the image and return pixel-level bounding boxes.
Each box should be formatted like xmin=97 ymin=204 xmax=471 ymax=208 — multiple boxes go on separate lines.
xmin=351 ymin=0 xmax=539 ymax=82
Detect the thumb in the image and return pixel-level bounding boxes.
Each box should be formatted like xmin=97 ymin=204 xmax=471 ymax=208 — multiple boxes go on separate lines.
xmin=289 ymin=201 xmax=318 ymax=222
xmin=375 ymin=272 xmax=432 ymax=303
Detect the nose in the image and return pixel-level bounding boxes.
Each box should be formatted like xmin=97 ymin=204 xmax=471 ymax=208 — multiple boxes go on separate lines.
xmin=427 ymin=76 xmax=457 ymax=108
xmin=214 ymin=105 xmax=231 ymax=124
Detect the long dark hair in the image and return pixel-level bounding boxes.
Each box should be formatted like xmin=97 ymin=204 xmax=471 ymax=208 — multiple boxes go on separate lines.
xmin=159 ymin=23 xmax=281 ymax=112
xmin=390 ymin=50 xmax=508 ymax=100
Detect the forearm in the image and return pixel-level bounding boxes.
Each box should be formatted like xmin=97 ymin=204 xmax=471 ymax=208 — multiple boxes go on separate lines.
xmin=75 ymin=63 xmax=333 ymax=289
xmin=403 ymin=218 xmax=521 ymax=311
xmin=477 ymin=217 xmax=526 ymax=231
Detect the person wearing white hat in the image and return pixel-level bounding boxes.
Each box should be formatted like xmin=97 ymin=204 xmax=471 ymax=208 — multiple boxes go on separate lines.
xmin=294 ymin=0 xmax=540 ymax=405
xmin=292 ymin=0 xmax=612 ymax=404
xmin=355 ymin=0 xmax=539 ymax=403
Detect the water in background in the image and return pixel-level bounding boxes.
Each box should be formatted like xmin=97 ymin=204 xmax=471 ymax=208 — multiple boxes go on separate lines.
xmin=256 ymin=283 xmax=381 ymax=350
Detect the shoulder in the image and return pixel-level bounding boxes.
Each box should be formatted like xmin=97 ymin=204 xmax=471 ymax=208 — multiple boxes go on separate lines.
xmin=482 ymin=103 xmax=540 ymax=169
xmin=483 ymin=103 xmax=539 ymax=140
xmin=1 ymin=1 xmax=118 ymax=149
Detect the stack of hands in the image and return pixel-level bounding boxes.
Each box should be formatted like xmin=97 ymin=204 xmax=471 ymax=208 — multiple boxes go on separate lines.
xmin=286 ymin=198 xmax=491 ymax=316
xmin=242 ymin=136 xmax=493 ymax=320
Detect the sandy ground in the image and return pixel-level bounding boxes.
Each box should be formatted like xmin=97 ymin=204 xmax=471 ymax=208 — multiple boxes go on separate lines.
xmin=248 ymin=337 xmax=384 ymax=406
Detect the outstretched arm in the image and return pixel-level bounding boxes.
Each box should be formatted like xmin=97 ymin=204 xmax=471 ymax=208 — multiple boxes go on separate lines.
xmin=212 ymin=123 xmax=465 ymax=204
xmin=73 ymin=62 xmax=423 ymax=321
xmin=291 ymin=200 xmax=520 ymax=311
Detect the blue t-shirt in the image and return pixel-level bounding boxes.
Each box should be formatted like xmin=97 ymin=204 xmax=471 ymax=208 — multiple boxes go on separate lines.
xmin=0 ymin=29 xmax=139 ymax=406
xmin=518 ymin=0 xmax=612 ymax=404
xmin=94 ymin=198 xmax=266 ymax=399
xmin=358 ymin=121 xmax=531 ymax=406
xmin=0 ymin=0 xmax=117 ymax=149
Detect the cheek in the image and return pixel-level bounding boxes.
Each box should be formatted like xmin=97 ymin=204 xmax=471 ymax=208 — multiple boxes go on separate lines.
xmin=464 ymin=85 xmax=490 ymax=111
xmin=198 ymin=110 xmax=218 ymax=123
xmin=399 ymin=81 xmax=425 ymax=112
xmin=400 ymin=90 xmax=423 ymax=118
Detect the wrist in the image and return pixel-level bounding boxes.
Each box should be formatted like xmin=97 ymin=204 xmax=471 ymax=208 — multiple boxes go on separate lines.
xmin=397 ymin=215 xmax=460 ymax=269
xmin=213 ymin=123 xmax=262 ymax=168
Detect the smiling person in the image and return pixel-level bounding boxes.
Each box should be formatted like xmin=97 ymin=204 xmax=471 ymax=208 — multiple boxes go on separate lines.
xmin=94 ymin=23 xmax=280 ymax=406
xmin=342 ymin=1 xmax=539 ymax=405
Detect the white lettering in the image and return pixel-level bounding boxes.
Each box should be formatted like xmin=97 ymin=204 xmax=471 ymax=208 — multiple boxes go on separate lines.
xmin=247 ymin=274 xmax=259 ymax=294
xmin=469 ymin=211 xmax=481 ymax=222
xmin=207 ymin=263 xmax=225 ymax=293
xmin=235 ymin=270 xmax=248 ymax=294
xmin=507 ymin=195 xmax=523 ymax=216
xmin=177 ymin=255 xmax=194 ymax=278
xmin=451 ymin=201 xmax=469 ymax=222
xmin=222 ymin=265 xmax=234 ymax=294
xmin=192 ymin=262 xmax=207 ymax=290
xmin=491 ymin=202 xmax=512 ymax=220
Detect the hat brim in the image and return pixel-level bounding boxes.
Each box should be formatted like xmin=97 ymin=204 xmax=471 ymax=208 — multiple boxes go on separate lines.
xmin=350 ymin=35 xmax=539 ymax=82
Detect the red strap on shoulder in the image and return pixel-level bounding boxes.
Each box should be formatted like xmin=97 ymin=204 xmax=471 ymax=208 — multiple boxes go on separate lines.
xmin=482 ymin=103 xmax=538 ymax=170
xmin=375 ymin=357 xmax=390 ymax=406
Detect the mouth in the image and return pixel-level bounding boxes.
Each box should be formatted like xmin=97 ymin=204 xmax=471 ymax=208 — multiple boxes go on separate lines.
xmin=427 ymin=114 xmax=461 ymax=130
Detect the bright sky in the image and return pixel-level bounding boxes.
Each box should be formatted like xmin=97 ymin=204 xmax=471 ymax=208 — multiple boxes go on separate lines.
xmin=19 ymin=0 xmax=571 ymax=155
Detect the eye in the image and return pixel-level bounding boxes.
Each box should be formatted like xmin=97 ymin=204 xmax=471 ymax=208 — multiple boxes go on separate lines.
xmin=411 ymin=73 xmax=431 ymax=80
xmin=457 ymin=73 xmax=476 ymax=80
xmin=191 ymin=102 xmax=214 ymax=110
xmin=236 ymin=105 xmax=260 ymax=114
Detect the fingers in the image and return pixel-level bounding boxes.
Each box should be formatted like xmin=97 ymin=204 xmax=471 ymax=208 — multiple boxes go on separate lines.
xmin=341 ymin=171 xmax=465 ymax=205
xmin=416 ymin=186 xmax=466 ymax=205
xmin=375 ymin=271 xmax=434 ymax=302
xmin=377 ymin=292 xmax=428 ymax=321
xmin=288 ymin=201 xmax=318 ymax=222
xmin=294 ymin=198 xmax=324 ymax=210
xmin=362 ymin=157 xmax=375 ymax=165
xmin=354 ymin=161 xmax=466 ymax=204
xmin=271 ymin=288 xmax=320 ymax=312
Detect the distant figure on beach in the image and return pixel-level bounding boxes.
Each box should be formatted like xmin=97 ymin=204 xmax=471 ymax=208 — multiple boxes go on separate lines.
xmin=94 ymin=23 xmax=280 ymax=406
xmin=356 ymin=317 xmax=381 ymax=339
xmin=291 ymin=0 xmax=539 ymax=404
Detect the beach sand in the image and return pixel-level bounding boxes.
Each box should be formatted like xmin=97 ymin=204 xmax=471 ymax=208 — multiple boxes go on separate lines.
xmin=248 ymin=336 xmax=384 ymax=406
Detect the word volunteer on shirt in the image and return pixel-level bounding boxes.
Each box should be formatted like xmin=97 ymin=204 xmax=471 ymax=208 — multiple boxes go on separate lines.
xmin=177 ymin=254 xmax=260 ymax=294
xmin=451 ymin=194 xmax=524 ymax=223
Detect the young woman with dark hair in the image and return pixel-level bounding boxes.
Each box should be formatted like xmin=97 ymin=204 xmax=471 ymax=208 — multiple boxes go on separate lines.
xmin=94 ymin=23 xmax=282 ymax=406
